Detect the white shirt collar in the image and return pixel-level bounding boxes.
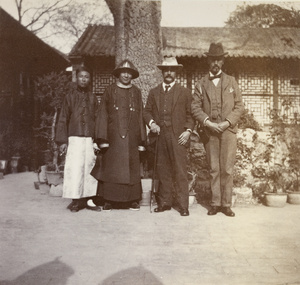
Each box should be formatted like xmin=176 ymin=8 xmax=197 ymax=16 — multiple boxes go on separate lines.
xmin=162 ymin=81 xmax=175 ymax=90
xmin=209 ymin=70 xmax=222 ymax=77
xmin=209 ymin=71 xmax=222 ymax=86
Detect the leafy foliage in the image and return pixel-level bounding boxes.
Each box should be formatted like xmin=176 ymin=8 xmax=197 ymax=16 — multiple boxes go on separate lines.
xmin=34 ymin=71 xmax=72 ymax=168
xmin=226 ymin=4 xmax=300 ymax=28
xmin=238 ymin=109 xmax=262 ymax=131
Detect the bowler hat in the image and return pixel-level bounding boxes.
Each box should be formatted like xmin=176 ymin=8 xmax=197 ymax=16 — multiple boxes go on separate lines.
xmin=204 ymin=43 xmax=228 ymax=57
xmin=157 ymin=56 xmax=183 ymax=70
xmin=112 ymin=60 xmax=139 ymax=79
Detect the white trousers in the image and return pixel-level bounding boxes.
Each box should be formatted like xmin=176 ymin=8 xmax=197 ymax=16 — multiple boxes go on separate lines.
xmin=63 ymin=137 xmax=97 ymax=199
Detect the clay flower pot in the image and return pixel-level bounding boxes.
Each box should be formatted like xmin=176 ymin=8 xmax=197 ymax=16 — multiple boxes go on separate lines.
xmin=45 ymin=171 xmax=64 ymax=186
xmin=287 ymin=191 xmax=300 ymax=205
xmin=264 ymin=192 xmax=287 ymax=207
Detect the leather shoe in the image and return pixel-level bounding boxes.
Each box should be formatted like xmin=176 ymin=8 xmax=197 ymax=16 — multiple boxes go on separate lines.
xmin=69 ymin=203 xmax=86 ymax=212
xmin=180 ymin=208 xmax=189 ymax=216
xmin=221 ymin=207 xmax=235 ymax=217
xmin=207 ymin=206 xmax=220 ymax=216
xmin=154 ymin=205 xmax=171 ymax=213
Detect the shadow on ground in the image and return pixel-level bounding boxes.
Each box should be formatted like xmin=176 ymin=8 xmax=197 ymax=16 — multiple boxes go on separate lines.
xmin=0 ymin=257 xmax=74 ymax=285
xmin=99 ymin=265 xmax=163 ymax=285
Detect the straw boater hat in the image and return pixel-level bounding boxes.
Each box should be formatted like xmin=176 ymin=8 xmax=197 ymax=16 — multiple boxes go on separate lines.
xmin=157 ymin=56 xmax=183 ymax=70
xmin=204 ymin=42 xmax=228 ymax=57
xmin=112 ymin=60 xmax=139 ymax=79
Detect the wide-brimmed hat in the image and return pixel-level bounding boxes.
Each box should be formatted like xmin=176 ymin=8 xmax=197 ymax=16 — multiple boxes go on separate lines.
xmin=157 ymin=56 xmax=183 ymax=70
xmin=112 ymin=60 xmax=139 ymax=79
xmin=204 ymin=43 xmax=228 ymax=57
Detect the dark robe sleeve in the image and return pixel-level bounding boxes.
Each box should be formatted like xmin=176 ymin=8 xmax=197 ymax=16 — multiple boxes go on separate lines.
xmin=55 ymin=94 xmax=71 ymax=144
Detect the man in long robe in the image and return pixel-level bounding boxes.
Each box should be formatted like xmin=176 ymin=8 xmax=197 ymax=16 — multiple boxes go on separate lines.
xmin=92 ymin=60 xmax=146 ymax=211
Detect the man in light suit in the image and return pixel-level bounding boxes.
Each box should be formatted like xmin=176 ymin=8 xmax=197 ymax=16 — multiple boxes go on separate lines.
xmin=144 ymin=56 xmax=194 ymax=216
xmin=192 ymin=43 xmax=244 ymax=217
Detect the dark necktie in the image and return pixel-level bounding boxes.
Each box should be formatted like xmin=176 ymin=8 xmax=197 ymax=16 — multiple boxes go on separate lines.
xmin=209 ymin=73 xmax=222 ymax=80
xmin=165 ymin=85 xmax=170 ymax=92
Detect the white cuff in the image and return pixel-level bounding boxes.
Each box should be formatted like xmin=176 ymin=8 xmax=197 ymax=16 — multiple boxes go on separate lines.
xmin=100 ymin=143 xmax=109 ymax=148
xmin=149 ymin=119 xmax=155 ymax=126
xmin=203 ymin=117 xmax=209 ymax=127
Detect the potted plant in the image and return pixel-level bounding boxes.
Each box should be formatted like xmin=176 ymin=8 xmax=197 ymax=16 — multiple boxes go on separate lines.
xmin=256 ymin=109 xmax=288 ymax=207
xmin=263 ymin=165 xmax=288 ymax=207
xmin=34 ymin=71 xmax=72 ymax=188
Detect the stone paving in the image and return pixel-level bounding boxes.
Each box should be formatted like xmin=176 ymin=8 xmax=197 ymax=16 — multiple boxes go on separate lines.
xmin=0 ymin=172 xmax=300 ymax=285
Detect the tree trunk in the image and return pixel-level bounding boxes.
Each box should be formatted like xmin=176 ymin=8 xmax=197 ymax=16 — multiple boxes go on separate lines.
xmin=105 ymin=0 xmax=163 ymax=103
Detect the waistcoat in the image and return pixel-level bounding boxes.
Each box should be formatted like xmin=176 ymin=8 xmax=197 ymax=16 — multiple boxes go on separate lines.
xmin=210 ymin=81 xmax=222 ymax=123
xmin=159 ymin=85 xmax=174 ymax=127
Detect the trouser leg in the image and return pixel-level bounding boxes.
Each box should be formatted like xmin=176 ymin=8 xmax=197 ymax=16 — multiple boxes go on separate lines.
xmin=205 ymin=135 xmax=221 ymax=206
xmin=157 ymin=128 xmax=174 ymax=207
xmin=220 ymin=130 xmax=237 ymax=207
xmin=171 ymin=138 xmax=189 ymax=209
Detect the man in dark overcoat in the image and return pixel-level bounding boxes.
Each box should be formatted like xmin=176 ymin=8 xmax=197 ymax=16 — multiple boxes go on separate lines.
xmin=144 ymin=56 xmax=195 ymax=216
xmin=92 ymin=60 xmax=146 ymax=211
xmin=191 ymin=43 xmax=244 ymax=217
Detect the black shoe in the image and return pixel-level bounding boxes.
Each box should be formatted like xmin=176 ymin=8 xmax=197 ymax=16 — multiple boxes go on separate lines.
xmin=207 ymin=206 xmax=220 ymax=216
xmin=67 ymin=201 xmax=76 ymax=210
xmin=129 ymin=202 xmax=140 ymax=211
xmin=221 ymin=207 xmax=235 ymax=217
xmin=180 ymin=208 xmax=189 ymax=216
xmin=103 ymin=203 xmax=112 ymax=212
xmin=69 ymin=202 xmax=85 ymax=212
xmin=154 ymin=205 xmax=171 ymax=213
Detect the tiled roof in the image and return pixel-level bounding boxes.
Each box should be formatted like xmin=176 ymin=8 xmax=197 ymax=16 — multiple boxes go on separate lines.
xmin=69 ymin=25 xmax=300 ymax=59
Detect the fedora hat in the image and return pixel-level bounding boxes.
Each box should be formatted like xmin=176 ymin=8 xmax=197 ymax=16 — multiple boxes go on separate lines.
xmin=157 ymin=56 xmax=183 ymax=70
xmin=204 ymin=43 xmax=228 ymax=57
xmin=112 ymin=59 xmax=139 ymax=79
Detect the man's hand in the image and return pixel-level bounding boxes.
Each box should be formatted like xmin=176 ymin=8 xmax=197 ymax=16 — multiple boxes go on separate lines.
xmin=150 ymin=122 xmax=160 ymax=135
xmin=218 ymin=121 xmax=230 ymax=132
xmin=206 ymin=120 xmax=230 ymax=133
xmin=178 ymin=131 xmax=191 ymax=145
xmin=206 ymin=120 xmax=223 ymax=133
xmin=59 ymin=144 xmax=68 ymax=154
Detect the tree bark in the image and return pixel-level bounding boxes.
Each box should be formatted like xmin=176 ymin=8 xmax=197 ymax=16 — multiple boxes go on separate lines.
xmin=105 ymin=0 xmax=163 ymax=103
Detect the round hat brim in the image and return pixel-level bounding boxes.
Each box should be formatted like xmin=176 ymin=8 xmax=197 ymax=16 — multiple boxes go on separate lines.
xmin=112 ymin=67 xmax=139 ymax=79
xmin=157 ymin=64 xmax=183 ymax=70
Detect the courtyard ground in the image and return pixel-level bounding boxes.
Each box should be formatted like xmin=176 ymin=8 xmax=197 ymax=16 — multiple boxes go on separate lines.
xmin=0 ymin=172 xmax=300 ymax=285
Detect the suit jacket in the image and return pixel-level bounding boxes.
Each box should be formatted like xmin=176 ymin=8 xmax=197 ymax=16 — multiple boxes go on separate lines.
xmin=144 ymin=83 xmax=195 ymax=139
xmin=191 ymin=72 xmax=244 ymax=134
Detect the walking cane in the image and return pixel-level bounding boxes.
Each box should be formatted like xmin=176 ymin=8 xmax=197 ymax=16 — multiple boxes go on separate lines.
xmin=150 ymin=133 xmax=159 ymax=213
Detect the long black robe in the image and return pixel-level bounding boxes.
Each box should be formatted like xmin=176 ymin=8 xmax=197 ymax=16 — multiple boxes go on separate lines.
xmin=92 ymin=83 xmax=146 ymax=202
